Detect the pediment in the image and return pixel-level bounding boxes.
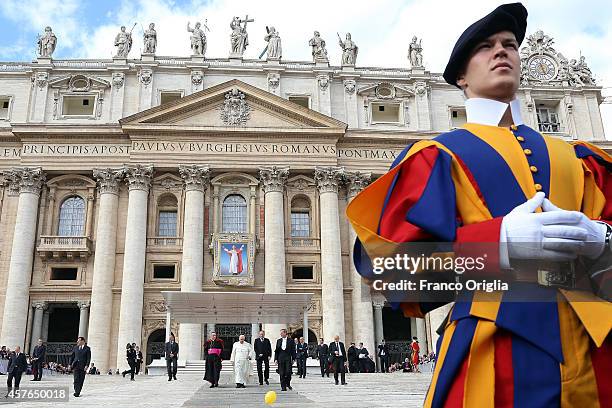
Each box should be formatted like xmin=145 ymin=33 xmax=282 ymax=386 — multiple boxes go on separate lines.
xmin=120 ymin=79 xmax=346 ymax=134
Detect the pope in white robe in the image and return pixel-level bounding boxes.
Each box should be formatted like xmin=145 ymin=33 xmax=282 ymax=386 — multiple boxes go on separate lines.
xmin=230 ymin=335 xmax=254 ymax=387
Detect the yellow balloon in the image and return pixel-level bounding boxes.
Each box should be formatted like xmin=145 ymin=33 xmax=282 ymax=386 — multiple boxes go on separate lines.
xmin=264 ymin=390 xmax=277 ymax=405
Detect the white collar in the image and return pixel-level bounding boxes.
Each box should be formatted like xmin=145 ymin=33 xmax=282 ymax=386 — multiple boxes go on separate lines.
xmin=465 ymin=98 xmax=523 ymax=127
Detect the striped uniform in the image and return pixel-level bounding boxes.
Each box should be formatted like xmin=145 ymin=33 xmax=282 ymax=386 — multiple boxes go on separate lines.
xmin=347 ymin=123 xmax=612 ymax=407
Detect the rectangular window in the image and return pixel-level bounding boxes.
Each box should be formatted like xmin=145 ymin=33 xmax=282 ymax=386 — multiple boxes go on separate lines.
xmin=288 ymin=96 xmax=310 ymax=109
xmin=536 ymin=106 xmax=561 ymax=132
xmin=62 ymin=95 xmax=95 ymax=116
xmin=50 ymin=267 xmax=78 ymax=280
xmin=158 ymin=210 xmax=177 ymax=237
xmin=290 ymin=211 xmax=310 ymax=237
xmin=160 ymin=91 xmax=183 ymax=105
xmin=450 ymin=108 xmax=467 ymax=128
xmin=292 ymin=265 xmax=313 ymax=280
xmin=153 ymin=264 xmax=176 ymax=279
xmin=371 ymin=102 xmax=401 ymax=123
xmin=0 ymin=97 xmax=11 ymax=120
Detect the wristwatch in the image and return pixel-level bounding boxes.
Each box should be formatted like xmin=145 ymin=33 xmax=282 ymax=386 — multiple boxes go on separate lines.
xmin=596 ymin=221 xmax=612 ymax=251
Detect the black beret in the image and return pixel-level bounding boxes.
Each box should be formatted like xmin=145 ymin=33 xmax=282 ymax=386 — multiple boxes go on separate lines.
xmin=443 ymin=3 xmax=528 ymax=88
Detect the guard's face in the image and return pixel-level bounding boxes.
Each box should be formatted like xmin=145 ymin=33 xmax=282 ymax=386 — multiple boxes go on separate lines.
xmin=457 ymin=31 xmax=520 ymax=102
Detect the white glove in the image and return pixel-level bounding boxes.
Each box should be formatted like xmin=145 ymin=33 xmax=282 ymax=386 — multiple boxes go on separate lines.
xmin=500 ymin=192 xmax=591 ymax=267
xmin=541 ymin=198 xmax=606 ymax=259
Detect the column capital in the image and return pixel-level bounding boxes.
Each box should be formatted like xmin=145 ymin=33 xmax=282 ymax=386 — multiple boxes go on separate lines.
xmin=345 ymin=170 xmax=371 ymax=197
xmin=123 ymin=164 xmax=153 ymax=192
xmin=4 ymin=167 xmax=46 ymax=196
xmin=93 ymin=167 xmax=125 ymax=195
xmin=372 ymin=295 xmax=386 ymax=308
xmin=179 ymin=164 xmax=210 ymax=192
xmin=259 ymin=166 xmax=289 ymax=193
xmin=314 ymin=166 xmax=344 ymax=194
xmin=77 ymin=300 xmax=91 ymax=310
xmin=31 ymin=301 xmax=48 ymax=311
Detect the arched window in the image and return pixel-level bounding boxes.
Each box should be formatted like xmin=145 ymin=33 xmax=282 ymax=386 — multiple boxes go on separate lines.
xmin=57 ymin=196 xmax=86 ymax=236
xmin=222 ymin=194 xmax=247 ymax=233
xmin=290 ymin=196 xmax=311 ymax=237
xmin=157 ymin=194 xmax=178 ymax=237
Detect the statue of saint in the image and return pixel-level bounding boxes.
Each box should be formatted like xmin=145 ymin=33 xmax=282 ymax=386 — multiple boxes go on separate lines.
xmin=264 ymin=26 xmax=282 ymax=60
xmin=230 ymin=15 xmax=253 ymax=56
xmin=143 ymin=23 xmax=157 ymax=54
xmin=408 ymin=36 xmax=423 ymax=68
xmin=309 ymin=31 xmax=328 ymax=62
xmin=114 ymin=25 xmax=134 ymax=58
xmin=338 ymin=32 xmax=357 ymax=65
xmin=187 ymin=21 xmax=207 ymax=56
xmin=37 ymin=26 xmax=57 ymax=58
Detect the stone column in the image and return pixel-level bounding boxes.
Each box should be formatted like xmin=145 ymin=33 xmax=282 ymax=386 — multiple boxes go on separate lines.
xmin=259 ymin=166 xmax=289 ymax=337
xmin=345 ymin=171 xmax=375 ymax=354
xmin=251 ymin=323 xmax=259 ymax=342
xmin=165 ymin=309 xmax=172 ymax=342
xmin=116 ymin=164 xmax=153 ymax=371
xmin=30 ymin=301 xmax=48 ymax=352
xmin=178 ymin=164 xmax=210 ymax=361
xmin=372 ymin=296 xmax=385 ymax=372
xmin=88 ymin=167 xmax=125 ymax=372
xmin=315 ymin=167 xmax=346 ymax=341
xmin=41 ymin=309 xmax=50 ymax=342
xmin=44 ymin=186 xmax=56 ymax=235
xmin=206 ymin=323 xmax=216 ymax=340
xmin=84 ymin=188 xmax=95 ymax=238
xmin=212 ymin=185 xmax=220 ymax=233
xmin=415 ymin=317 xmax=428 ymax=355
xmin=77 ymin=301 xmax=90 ymax=339
xmin=249 ymin=185 xmax=257 ymax=235
xmin=427 ymin=303 xmax=452 ymax=353
xmin=0 ymin=167 xmax=45 ymax=348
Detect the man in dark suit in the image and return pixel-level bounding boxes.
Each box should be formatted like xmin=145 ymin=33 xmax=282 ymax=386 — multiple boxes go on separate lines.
xmin=356 ymin=342 xmax=369 ymax=373
xmin=296 ymin=337 xmax=308 ymax=378
xmin=165 ymin=332 xmax=179 ymax=381
xmin=4 ymin=346 xmax=27 ymax=397
xmin=69 ymin=337 xmax=91 ymax=397
xmin=253 ymin=330 xmax=272 ymax=385
xmin=347 ymin=342 xmax=358 ymax=373
xmin=377 ymin=339 xmax=390 ymax=373
xmin=315 ymin=338 xmax=329 ymax=377
xmin=274 ymin=329 xmax=296 ymax=391
xmin=31 ymin=339 xmax=45 ymax=381
xmin=121 ymin=343 xmax=137 ymax=380
xmin=328 ymin=335 xmax=347 ymax=385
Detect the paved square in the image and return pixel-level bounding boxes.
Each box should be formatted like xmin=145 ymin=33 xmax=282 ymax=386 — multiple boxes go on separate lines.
xmin=0 ymin=371 xmax=432 ymax=407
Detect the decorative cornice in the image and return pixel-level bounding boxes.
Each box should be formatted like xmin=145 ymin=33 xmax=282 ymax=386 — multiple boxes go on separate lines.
xmin=314 ymin=166 xmax=344 ymax=194
xmin=93 ymin=167 xmax=125 ymax=195
xmin=124 ymin=164 xmax=153 ymax=192
xmin=179 ymin=164 xmax=210 ymax=192
xmin=259 ymin=166 xmax=289 ymax=193
xmin=344 ymin=170 xmax=371 ymax=197
xmin=4 ymin=167 xmax=46 ymax=196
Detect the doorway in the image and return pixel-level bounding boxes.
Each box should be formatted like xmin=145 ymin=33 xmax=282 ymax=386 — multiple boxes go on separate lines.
xmin=215 ymin=324 xmax=251 ymax=360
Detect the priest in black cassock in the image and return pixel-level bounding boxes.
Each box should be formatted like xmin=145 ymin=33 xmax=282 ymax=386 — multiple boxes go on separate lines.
xmin=203 ymin=332 xmax=224 ymax=388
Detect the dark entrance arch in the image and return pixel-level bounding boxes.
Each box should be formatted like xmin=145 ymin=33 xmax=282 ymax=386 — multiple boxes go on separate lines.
xmin=291 ymin=328 xmax=317 ymax=357
xmin=382 ymin=306 xmax=413 ymax=364
xmin=146 ymin=329 xmax=166 ymax=366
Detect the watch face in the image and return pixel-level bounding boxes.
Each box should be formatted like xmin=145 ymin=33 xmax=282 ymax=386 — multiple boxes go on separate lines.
xmin=528 ymin=56 xmax=557 ymax=81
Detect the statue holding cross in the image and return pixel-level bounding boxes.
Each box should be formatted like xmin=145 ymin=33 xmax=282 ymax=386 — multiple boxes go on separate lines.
xmin=230 ymin=15 xmax=254 ymax=57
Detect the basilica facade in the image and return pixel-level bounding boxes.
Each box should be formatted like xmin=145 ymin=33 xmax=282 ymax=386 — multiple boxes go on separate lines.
xmin=0 ymin=27 xmax=608 ymax=372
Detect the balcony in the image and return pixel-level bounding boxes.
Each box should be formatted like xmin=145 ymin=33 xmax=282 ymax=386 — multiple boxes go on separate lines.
xmin=37 ymin=236 xmax=92 ymax=260
xmin=147 ymin=236 xmax=183 ymax=252
xmin=285 ymin=237 xmax=320 ymax=250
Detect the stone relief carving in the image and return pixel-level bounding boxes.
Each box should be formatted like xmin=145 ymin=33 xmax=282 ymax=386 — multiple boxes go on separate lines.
xmin=114 ymin=24 xmax=135 ymax=58
xmin=259 ymin=166 xmax=289 ymax=193
xmin=31 ymin=72 xmax=49 ymax=89
xmin=159 ymin=178 xmax=181 ymax=191
xmin=191 ymin=70 xmax=203 ymax=86
xmin=343 ymin=79 xmax=356 ymax=94
xmin=408 ymin=36 xmax=423 ymax=68
xmin=148 ymin=300 xmax=167 ymax=313
xmin=414 ymin=81 xmax=427 ymax=96
xmin=267 ymin=72 xmax=280 ymax=90
xmin=37 ymin=26 xmax=57 ymax=58
xmin=219 ymin=88 xmax=251 ymax=126
xmin=112 ymin=72 xmax=125 ymax=88
xmin=187 ymin=21 xmax=208 ymax=56
xmin=139 ymin=68 xmax=153 ymax=86
xmin=344 ymin=170 xmax=371 ymax=197
xmin=264 ymin=26 xmax=282 ymax=60
xmin=338 ymin=33 xmax=358 ymax=65
xmin=143 ymin=23 xmax=157 ymax=54
xmin=309 ymin=31 xmax=328 ymax=63
xmin=179 ymin=164 xmax=210 ymax=192
xmin=317 ymin=75 xmax=329 ymax=91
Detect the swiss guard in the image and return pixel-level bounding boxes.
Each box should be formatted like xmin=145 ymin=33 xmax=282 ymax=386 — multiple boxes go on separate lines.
xmin=347 ymin=3 xmax=611 ymax=407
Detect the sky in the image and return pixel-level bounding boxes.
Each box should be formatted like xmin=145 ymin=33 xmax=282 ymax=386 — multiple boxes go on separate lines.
xmin=0 ymin=0 xmax=610 ymax=137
